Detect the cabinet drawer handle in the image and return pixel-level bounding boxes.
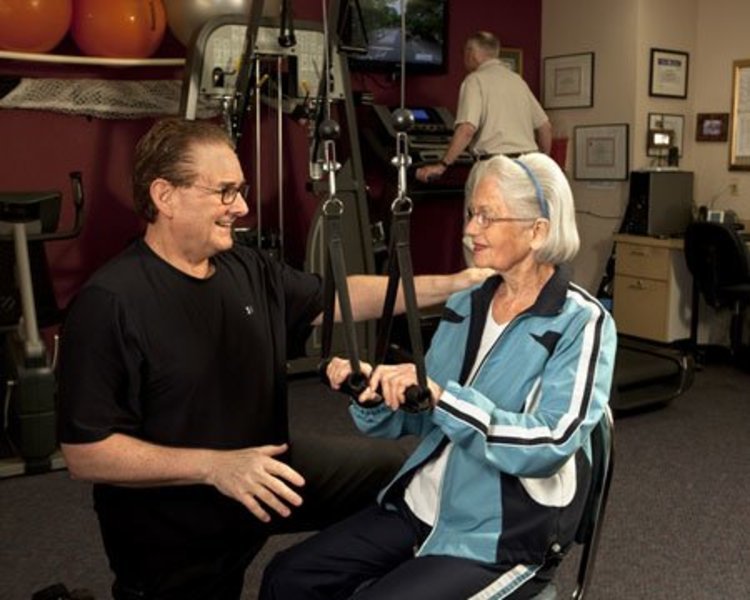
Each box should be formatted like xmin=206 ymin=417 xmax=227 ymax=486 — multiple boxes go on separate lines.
xmin=629 ymin=250 xmax=647 ymax=257
xmin=628 ymin=280 xmax=646 ymax=290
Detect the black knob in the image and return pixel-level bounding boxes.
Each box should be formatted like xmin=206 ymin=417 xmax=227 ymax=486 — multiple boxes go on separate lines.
xmin=391 ymin=108 xmax=415 ymax=133
xmin=402 ymin=385 xmax=432 ymax=413
xmin=278 ymin=32 xmax=296 ymax=48
xmin=318 ymin=119 xmax=341 ymax=141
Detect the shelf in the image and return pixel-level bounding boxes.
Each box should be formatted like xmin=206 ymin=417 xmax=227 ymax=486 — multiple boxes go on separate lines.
xmin=0 ymin=50 xmax=185 ymax=68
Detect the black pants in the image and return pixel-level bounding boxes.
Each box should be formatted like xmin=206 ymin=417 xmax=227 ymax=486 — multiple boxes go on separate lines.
xmin=259 ymin=502 xmax=551 ymax=600
xmin=105 ymin=434 xmax=409 ymax=600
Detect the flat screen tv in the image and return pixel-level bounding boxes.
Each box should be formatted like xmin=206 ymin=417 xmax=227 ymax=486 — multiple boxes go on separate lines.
xmin=341 ymin=0 xmax=449 ymax=74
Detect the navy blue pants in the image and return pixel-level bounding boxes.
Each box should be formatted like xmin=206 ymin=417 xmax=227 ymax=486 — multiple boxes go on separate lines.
xmin=259 ymin=502 xmax=551 ymax=600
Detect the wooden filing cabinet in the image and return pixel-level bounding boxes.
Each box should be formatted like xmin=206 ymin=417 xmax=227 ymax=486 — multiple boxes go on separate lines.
xmin=612 ymin=234 xmax=692 ymax=342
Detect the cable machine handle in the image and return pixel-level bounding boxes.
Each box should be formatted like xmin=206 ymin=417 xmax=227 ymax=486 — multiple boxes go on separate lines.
xmin=318 ymin=358 xmax=431 ymax=412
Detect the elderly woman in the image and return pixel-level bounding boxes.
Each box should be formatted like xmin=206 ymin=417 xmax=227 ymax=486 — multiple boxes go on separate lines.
xmin=260 ymin=153 xmax=617 ymax=600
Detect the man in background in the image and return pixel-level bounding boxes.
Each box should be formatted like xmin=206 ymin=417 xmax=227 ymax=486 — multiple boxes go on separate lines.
xmin=416 ymin=31 xmax=552 ymax=265
xmin=416 ymin=31 xmax=551 ymax=182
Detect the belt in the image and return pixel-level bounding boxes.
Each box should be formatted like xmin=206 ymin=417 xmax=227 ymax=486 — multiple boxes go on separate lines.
xmin=476 ymin=152 xmax=525 ymax=161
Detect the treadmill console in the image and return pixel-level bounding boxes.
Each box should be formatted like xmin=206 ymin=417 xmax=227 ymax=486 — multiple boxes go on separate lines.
xmin=373 ymin=104 xmax=452 ymax=140
xmin=371 ymin=104 xmax=473 ymax=164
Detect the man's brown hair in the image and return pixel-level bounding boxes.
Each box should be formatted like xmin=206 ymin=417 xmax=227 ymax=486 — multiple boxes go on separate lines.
xmin=132 ymin=119 xmax=234 ymax=222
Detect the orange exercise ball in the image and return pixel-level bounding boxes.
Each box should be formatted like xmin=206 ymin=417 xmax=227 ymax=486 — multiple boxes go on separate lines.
xmin=0 ymin=0 xmax=73 ymax=53
xmin=71 ymin=0 xmax=167 ymax=58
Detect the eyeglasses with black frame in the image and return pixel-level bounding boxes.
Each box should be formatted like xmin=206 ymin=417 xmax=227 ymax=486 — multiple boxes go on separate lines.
xmin=190 ymin=182 xmax=251 ymax=206
xmin=465 ymin=207 xmax=536 ymax=229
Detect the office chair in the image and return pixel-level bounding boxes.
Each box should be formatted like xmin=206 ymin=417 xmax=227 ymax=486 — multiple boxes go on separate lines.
xmin=683 ymin=221 xmax=750 ymax=360
xmin=533 ymin=408 xmax=615 ymax=600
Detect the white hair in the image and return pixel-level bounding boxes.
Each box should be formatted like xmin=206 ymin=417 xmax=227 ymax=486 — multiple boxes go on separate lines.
xmin=465 ymin=153 xmax=580 ymax=264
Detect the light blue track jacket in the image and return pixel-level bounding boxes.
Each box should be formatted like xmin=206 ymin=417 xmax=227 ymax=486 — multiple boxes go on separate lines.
xmin=350 ymin=268 xmax=616 ymax=579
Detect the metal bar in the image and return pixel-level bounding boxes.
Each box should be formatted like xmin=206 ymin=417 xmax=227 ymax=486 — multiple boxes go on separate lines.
xmin=255 ymin=56 xmax=262 ymax=248
xmin=12 ymin=223 xmax=44 ymax=358
xmin=277 ymin=55 xmax=285 ymax=260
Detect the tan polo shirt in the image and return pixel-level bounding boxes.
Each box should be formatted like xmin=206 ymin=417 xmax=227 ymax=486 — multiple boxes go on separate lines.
xmin=455 ymin=58 xmax=548 ymax=156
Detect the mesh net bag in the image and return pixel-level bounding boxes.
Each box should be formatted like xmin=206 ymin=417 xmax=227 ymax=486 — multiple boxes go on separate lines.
xmin=0 ymin=78 xmax=220 ymax=120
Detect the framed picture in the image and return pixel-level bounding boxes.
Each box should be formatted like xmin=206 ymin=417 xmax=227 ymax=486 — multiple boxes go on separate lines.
xmin=543 ymin=52 xmax=594 ymax=109
xmin=573 ymin=124 xmax=629 ymax=181
xmin=696 ymin=113 xmax=729 ymax=142
xmin=647 ymin=128 xmax=674 ymax=155
xmin=649 ymin=48 xmax=689 ymax=98
xmin=730 ymin=59 xmax=750 ymax=170
xmin=499 ymin=47 xmax=523 ymax=75
xmin=647 ymin=113 xmax=684 ymax=156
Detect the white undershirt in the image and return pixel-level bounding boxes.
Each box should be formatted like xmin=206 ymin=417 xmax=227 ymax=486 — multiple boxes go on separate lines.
xmin=404 ymin=310 xmax=508 ymax=525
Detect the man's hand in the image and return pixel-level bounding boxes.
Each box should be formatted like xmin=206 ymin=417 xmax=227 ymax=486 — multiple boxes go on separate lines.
xmin=206 ymin=444 xmax=305 ymax=523
xmin=452 ymin=267 xmax=496 ymax=291
xmin=415 ymin=162 xmax=447 ymax=183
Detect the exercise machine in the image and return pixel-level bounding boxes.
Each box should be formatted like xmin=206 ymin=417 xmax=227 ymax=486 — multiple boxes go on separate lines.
xmin=361 ymin=103 xmax=472 ymax=275
xmin=0 ymin=173 xmax=85 ymax=478
xmin=179 ymin=1 xmax=377 ymax=371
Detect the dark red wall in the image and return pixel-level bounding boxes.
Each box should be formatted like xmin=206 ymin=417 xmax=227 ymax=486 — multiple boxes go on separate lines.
xmin=0 ymin=0 xmax=541 ymax=310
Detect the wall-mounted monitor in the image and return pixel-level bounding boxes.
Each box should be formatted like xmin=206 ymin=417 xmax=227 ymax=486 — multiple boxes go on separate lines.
xmin=341 ymin=0 xmax=449 ymax=74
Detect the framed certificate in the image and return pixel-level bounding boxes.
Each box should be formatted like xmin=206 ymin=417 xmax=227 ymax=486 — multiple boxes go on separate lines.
xmin=649 ymin=48 xmax=689 ymax=99
xmin=574 ymin=124 xmax=629 ymax=180
xmin=543 ymin=52 xmax=594 ymax=109
xmin=730 ymin=59 xmax=750 ymax=170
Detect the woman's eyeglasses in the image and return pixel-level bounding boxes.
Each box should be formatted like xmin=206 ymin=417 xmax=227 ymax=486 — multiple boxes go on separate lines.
xmin=465 ymin=207 xmax=535 ymax=229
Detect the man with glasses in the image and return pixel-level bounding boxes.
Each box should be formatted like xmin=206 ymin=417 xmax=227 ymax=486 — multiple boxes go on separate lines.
xmin=57 ymin=118 xmax=491 ymax=600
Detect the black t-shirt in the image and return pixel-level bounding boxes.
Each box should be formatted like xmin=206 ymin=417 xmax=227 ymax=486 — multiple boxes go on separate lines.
xmin=57 ymin=239 xmax=323 ymax=548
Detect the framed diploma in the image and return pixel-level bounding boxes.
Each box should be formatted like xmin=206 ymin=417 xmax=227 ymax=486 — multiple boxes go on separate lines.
xmin=730 ymin=59 xmax=750 ymax=170
xmin=649 ymin=48 xmax=689 ymax=99
xmin=573 ymin=124 xmax=629 ymax=181
xmin=543 ymin=52 xmax=594 ymax=109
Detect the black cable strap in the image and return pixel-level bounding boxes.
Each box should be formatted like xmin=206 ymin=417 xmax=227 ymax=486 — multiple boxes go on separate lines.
xmin=374 ymin=199 xmax=432 ymax=413
xmin=319 ymin=204 xmax=373 ymax=399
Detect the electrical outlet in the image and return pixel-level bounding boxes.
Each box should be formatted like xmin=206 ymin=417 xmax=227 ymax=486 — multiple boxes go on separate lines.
xmin=729 ymin=180 xmax=739 ymax=196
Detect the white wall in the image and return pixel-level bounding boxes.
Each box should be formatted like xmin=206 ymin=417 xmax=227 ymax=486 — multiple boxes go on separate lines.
xmin=542 ymin=0 xmax=749 ymax=294
xmin=541 ymin=0 xmax=640 ymax=292
xmin=693 ymin=0 xmax=750 ymax=217
xmin=634 ymin=0 xmax=698 ymax=173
